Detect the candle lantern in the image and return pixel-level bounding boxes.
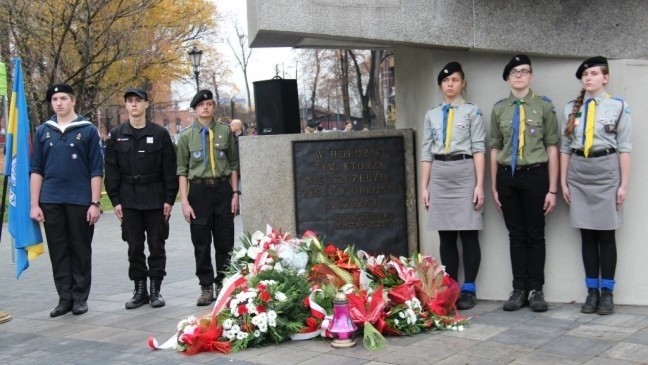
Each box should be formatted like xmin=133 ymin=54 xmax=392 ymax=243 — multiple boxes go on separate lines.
xmin=327 ymin=290 xmax=357 ymax=348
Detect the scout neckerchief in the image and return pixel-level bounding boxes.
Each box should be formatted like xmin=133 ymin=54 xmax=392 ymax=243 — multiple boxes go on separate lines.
xmin=582 ymin=93 xmax=610 ymax=158
xmin=442 ymin=99 xmax=463 ymax=154
xmin=200 ymin=124 xmax=217 ymax=177
xmin=510 ymin=99 xmax=526 ymax=175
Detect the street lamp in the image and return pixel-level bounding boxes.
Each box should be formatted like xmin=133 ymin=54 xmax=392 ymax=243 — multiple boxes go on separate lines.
xmin=188 ymin=46 xmax=203 ymax=90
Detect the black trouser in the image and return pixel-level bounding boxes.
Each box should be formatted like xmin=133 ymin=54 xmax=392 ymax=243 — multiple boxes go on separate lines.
xmin=497 ymin=164 xmax=549 ymax=291
xmin=41 ymin=203 xmax=94 ymax=305
xmin=189 ymin=181 xmax=234 ymax=287
xmin=122 ymin=208 xmax=167 ymax=281
xmin=439 ymin=230 xmax=481 ymax=284
xmin=581 ymin=229 xmax=617 ymax=280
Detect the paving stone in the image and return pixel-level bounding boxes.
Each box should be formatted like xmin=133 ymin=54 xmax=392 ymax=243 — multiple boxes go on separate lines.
xmin=540 ymin=334 xmax=616 ymax=362
xmin=510 ymin=350 xmax=581 ymax=364
xmin=602 ymin=342 xmax=648 ymax=363
xmin=590 ymin=313 xmax=648 ymax=329
xmin=379 ymin=346 xmax=454 ymax=364
xmin=583 ymin=357 xmax=645 ymax=365
xmin=567 ymin=323 xmax=638 ymax=342
xmin=297 ymin=353 xmax=369 ymax=365
xmin=622 ymin=329 xmax=648 ymax=345
xmin=489 ymin=327 xmax=564 ymax=348
xmin=246 ymin=348 xmax=324 ymax=365
xmin=434 ymin=354 xmax=506 ymax=365
xmin=459 ymin=340 xmax=533 ymax=362
xmin=442 ymin=323 xmax=508 ymax=341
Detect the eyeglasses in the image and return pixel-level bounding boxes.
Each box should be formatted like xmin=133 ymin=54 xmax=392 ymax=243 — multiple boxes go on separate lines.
xmin=509 ymin=69 xmax=532 ymax=77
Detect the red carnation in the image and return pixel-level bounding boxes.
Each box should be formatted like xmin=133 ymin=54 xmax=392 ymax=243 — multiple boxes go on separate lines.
xmin=259 ymin=291 xmax=271 ymax=302
xmin=324 ymin=245 xmax=337 ymax=256
xmin=257 ymin=305 xmax=265 ymax=313
xmin=237 ymin=304 xmax=248 ymax=315
xmin=303 ymin=297 xmax=310 ymax=307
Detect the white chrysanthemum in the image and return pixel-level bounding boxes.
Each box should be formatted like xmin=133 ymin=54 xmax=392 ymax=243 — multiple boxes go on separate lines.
xmin=260 ymin=280 xmax=277 ymax=286
xmin=253 ymin=330 xmax=261 ymax=338
xmin=258 ymin=324 xmax=268 ymax=333
xmin=246 ymin=303 xmax=258 ymax=315
xmin=393 ymin=318 xmax=399 ymax=325
xmin=267 ymin=310 xmax=277 ymax=320
xmin=236 ymin=331 xmax=249 ymax=340
xmin=275 ymin=292 xmax=287 ymax=302
xmin=177 ymin=319 xmax=188 ymax=331
xmin=398 ymin=311 xmax=405 ymax=319
xmin=274 ymin=262 xmax=284 ymax=272
xmin=223 ymin=319 xmax=233 ymax=330
xmin=187 ymin=315 xmax=197 ymax=325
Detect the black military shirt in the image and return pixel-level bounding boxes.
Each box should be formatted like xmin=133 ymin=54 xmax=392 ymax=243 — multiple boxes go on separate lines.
xmin=104 ymin=121 xmax=179 ymax=210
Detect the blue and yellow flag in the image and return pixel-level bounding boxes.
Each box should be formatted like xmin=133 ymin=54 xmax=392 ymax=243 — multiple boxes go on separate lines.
xmin=6 ymin=58 xmax=44 ymax=278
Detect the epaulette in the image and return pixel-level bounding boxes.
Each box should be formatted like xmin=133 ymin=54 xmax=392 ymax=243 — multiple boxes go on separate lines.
xmin=611 ymin=96 xmax=625 ymax=103
xmin=179 ymin=126 xmax=192 ymax=134
xmin=541 ymin=95 xmax=552 ymax=103
xmin=493 ymin=98 xmax=505 ymax=106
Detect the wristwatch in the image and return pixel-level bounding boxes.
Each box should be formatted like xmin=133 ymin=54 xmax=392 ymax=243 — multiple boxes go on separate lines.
xmin=233 ymin=190 xmax=242 ymax=196
xmin=91 ymin=201 xmax=101 ymax=208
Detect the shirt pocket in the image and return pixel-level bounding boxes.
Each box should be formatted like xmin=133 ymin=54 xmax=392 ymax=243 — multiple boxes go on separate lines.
xmin=525 ymin=117 xmax=543 ymax=138
xmin=189 ymin=142 xmax=204 ymax=162
xmin=498 ymin=119 xmax=513 ymax=138
xmin=453 ymin=118 xmax=471 ymax=142
xmin=599 ymin=119 xmax=617 ymax=134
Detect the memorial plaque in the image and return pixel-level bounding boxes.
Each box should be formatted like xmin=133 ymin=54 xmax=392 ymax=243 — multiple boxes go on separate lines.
xmin=293 ymin=137 xmax=408 ymax=256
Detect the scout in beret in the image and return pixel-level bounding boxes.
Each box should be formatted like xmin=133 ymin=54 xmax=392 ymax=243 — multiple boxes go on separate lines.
xmin=502 ymin=54 xmax=532 ymax=81
xmin=31 ymin=83 xmax=104 ymax=318
xmin=46 ymin=83 xmax=75 ymax=102
xmin=490 ymin=54 xmax=560 ymax=313
xmin=560 ymin=55 xmax=630 ymax=316
xmin=177 ymin=87 xmax=239 ymax=306
xmin=190 ymin=89 xmax=214 ymax=109
xmin=423 ymin=61 xmax=486 ymax=310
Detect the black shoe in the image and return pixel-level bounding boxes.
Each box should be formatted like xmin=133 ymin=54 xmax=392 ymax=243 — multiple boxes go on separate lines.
xmin=503 ymin=289 xmax=527 ymax=311
xmin=149 ymin=279 xmax=165 ymax=308
xmin=125 ymin=279 xmax=149 ymax=310
xmin=597 ymin=289 xmax=614 ymax=315
xmin=50 ymin=303 xmax=73 ymax=318
xmin=197 ymin=285 xmax=214 ymax=306
xmin=528 ymin=290 xmax=548 ymax=312
xmin=581 ymin=289 xmax=600 ymax=314
xmin=456 ymin=291 xmax=477 ymax=310
xmin=72 ymin=302 xmax=88 ymax=315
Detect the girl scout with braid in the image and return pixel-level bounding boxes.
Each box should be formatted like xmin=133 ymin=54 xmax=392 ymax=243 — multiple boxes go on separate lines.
xmin=560 ymin=56 xmax=631 ymax=315
xmin=421 ymin=62 xmax=486 ymax=310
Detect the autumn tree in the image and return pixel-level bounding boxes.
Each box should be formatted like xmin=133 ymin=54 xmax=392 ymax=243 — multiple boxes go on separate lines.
xmin=0 ymin=0 xmax=216 ymax=124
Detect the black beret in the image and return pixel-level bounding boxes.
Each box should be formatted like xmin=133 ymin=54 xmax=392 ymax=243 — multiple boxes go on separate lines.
xmin=190 ymin=89 xmax=214 ymax=109
xmin=437 ymin=62 xmax=464 ymax=85
xmin=503 ymin=54 xmax=532 ymax=81
xmin=123 ymin=88 xmax=149 ymax=101
xmin=46 ymin=84 xmax=74 ymax=102
xmin=576 ymin=56 xmax=608 ymax=79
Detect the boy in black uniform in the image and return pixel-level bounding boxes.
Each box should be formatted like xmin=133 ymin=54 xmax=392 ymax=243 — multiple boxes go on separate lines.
xmin=104 ymin=88 xmax=178 ymax=309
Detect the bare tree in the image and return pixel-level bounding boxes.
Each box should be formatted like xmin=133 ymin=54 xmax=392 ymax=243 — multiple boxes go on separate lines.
xmin=225 ymin=21 xmax=252 ymax=111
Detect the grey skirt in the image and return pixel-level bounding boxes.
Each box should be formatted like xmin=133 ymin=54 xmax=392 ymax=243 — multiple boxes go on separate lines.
xmin=567 ymin=154 xmax=622 ymax=230
xmin=427 ymin=159 xmax=483 ymax=231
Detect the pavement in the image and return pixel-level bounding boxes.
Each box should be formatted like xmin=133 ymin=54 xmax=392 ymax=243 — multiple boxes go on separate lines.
xmin=2 ymin=208 xmax=648 ymax=364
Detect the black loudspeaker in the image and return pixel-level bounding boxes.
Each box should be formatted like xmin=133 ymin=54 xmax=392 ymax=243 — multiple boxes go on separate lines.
xmin=253 ymin=78 xmax=301 ymax=135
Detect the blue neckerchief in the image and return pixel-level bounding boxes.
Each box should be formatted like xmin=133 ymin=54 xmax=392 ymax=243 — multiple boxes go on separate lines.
xmin=510 ymin=100 xmax=522 ymax=176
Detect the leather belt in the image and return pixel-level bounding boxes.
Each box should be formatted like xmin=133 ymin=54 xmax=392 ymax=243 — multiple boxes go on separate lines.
xmin=191 ymin=177 xmax=229 ymax=185
xmin=122 ymin=174 xmax=160 ymax=184
xmin=433 ymin=154 xmax=473 ymax=161
xmin=499 ymin=162 xmax=547 ymax=172
xmin=572 ymin=148 xmax=616 ymax=158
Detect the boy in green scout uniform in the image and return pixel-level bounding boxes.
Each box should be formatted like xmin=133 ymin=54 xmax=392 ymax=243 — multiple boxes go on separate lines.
xmin=489 ymin=54 xmax=560 ymax=313
xmin=176 ymin=90 xmax=240 ymax=306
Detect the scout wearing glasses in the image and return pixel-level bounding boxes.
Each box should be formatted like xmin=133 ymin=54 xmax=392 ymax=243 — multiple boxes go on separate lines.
xmin=421 ymin=61 xmax=486 ymax=310
xmin=30 ymin=84 xmax=104 ymax=317
xmin=560 ymin=56 xmax=631 ymax=315
xmin=176 ymin=90 xmax=239 ymax=306
xmin=489 ymin=54 xmax=560 ymax=313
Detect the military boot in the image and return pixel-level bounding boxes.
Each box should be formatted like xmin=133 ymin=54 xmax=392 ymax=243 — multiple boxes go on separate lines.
xmin=125 ymin=279 xmax=149 ymax=309
xmin=149 ymin=279 xmax=165 ymax=308
xmin=197 ymin=284 xmax=214 ymax=306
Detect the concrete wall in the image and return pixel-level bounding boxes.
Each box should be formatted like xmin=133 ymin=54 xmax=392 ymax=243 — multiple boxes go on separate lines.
xmin=395 ymin=47 xmax=648 ymax=305
xmin=247 ymin=0 xmax=648 ymax=58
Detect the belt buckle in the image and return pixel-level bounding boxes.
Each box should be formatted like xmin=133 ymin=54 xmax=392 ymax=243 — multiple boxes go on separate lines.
xmin=133 ymin=175 xmax=142 ymax=183
xmin=208 ymin=178 xmax=217 ymax=185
